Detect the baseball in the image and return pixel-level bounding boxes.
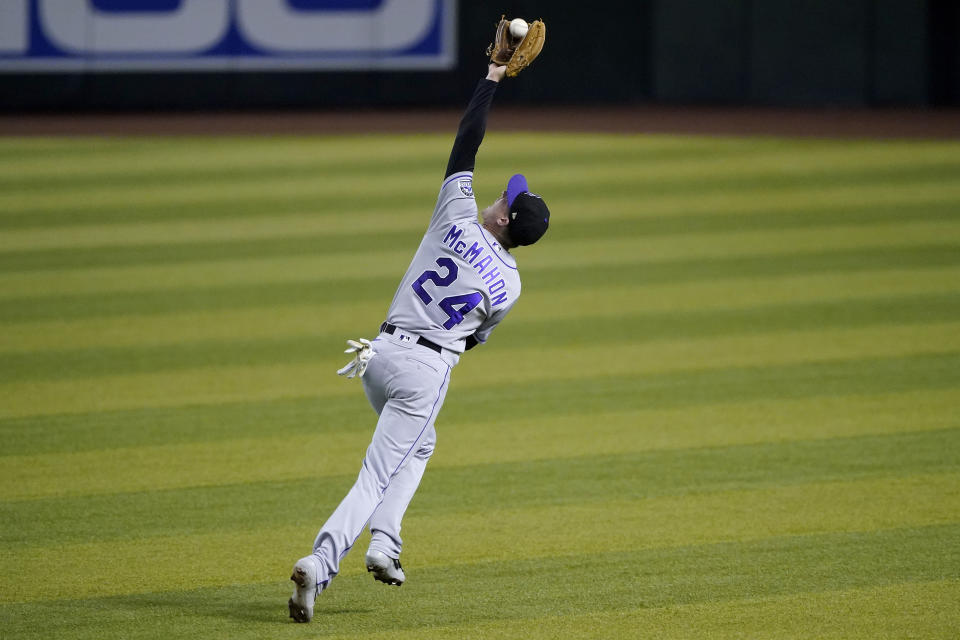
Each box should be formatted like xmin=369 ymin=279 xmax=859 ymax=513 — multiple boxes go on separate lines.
xmin=509 ymin=18 xmax=528 ymax=40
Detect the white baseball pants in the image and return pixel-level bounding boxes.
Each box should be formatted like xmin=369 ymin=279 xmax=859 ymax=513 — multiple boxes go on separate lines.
xmin=309 ymin=332 xmax=457 ymax=587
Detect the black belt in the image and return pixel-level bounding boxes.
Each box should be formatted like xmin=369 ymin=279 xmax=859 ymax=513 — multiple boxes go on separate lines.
xmin=380 ymin=322 xmax=443 ymax=354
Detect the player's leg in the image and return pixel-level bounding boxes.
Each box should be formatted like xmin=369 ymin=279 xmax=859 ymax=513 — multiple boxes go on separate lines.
xmin=368 ymin=425 xmax=435 ymax=557
xmin=289 ymin=341 xmax=417 ymax=622
xmin=365 ymin=423 xmax=435 ymax=583
xmin=305 ymin=343 xmax=451 ymax=590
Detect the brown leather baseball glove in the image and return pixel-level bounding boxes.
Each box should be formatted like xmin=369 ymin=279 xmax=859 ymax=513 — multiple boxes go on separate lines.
xmin=486 ymin=15 xmax=546 ymax=77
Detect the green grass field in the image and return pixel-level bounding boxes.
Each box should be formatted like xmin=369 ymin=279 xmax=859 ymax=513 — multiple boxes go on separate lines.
xmin=1 ymin=131 xmax=959 ymax=639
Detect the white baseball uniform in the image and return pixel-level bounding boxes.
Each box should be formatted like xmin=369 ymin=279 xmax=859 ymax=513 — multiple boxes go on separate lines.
xmin=307 ymin=169 xmax=521 ymax=590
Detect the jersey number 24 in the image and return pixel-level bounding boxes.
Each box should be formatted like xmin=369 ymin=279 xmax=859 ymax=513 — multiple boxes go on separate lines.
xmin=412 ymin=257 xmax=483 ymax=329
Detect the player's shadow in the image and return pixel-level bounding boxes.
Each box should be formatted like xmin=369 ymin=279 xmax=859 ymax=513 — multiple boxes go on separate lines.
xmin=110 ymin=582 xmax=372 ymax=624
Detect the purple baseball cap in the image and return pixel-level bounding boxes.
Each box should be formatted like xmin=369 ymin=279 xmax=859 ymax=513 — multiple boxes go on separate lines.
xmin=507 ymin=173 xmax=529 ymax=206
xmin=505 ymin=173 xmax=550 ymax=246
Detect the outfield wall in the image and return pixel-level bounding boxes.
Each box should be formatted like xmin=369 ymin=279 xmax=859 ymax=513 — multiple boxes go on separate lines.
xmin=1 ymin=0 xmax=958 ymax=111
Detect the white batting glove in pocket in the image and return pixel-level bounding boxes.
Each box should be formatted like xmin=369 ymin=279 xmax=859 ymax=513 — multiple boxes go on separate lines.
xmin=337 ymin=338 xmax=376 ymax=378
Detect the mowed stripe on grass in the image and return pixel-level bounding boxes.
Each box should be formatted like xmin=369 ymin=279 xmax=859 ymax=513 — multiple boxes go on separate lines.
xmin=2 ymin=527 xmax=957 ymax=639
xmin=4 ymin=342 xmax=960 ymax=497
xmin=1 ymin=218 xmax=957 ymax=297
xmin=314 ymin=580 xmax=960 ymax=640
xmin=1 ymin=133 xmax=958 ymax=639
xmin=3 ymin=473 xmax=958 ymax=603
xmin=2 ymin=321 xmax=958 ymax=419
xmin=3 ymin=427 xmax=958 ymax=548
xmin=1 ymin=267 xmax=956 ymax=354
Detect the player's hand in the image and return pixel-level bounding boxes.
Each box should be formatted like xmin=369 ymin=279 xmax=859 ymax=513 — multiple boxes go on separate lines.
xmin=337 ymin=338 xmax=376 ymax=379
xmin=486 ymin=63 xmax=507 ymax=83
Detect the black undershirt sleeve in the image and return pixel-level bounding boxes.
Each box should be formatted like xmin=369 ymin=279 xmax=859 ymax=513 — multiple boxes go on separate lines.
xmin=444 ymin=79 xmax=499 ymax=179
xmin=449 ymin=78 xmax=499 ymax=354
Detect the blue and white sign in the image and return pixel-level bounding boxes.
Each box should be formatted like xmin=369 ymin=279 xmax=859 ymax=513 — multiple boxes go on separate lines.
xmin=0 ymin=0 xmax=457 ymax=72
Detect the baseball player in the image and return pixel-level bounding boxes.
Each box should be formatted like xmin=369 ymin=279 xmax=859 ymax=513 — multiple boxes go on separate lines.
xmin=288 ymin=60 xmax=550 ymax=622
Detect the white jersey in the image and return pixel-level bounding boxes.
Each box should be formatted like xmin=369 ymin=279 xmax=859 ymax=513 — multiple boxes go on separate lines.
xmin=385 ymin=171 xmax=521 ymax=353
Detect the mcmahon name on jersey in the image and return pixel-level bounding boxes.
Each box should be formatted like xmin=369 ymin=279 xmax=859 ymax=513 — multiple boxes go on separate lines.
xmin=441 ymin=222 xmax=510 ymax=307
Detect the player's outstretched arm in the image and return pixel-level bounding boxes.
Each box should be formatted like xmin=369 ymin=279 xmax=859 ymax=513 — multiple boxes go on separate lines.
xmin=444 ymin=64 xmax=507 ymax=179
